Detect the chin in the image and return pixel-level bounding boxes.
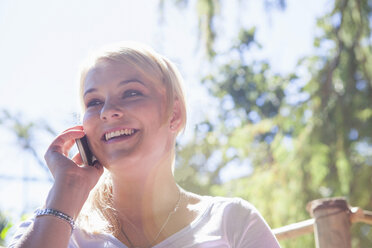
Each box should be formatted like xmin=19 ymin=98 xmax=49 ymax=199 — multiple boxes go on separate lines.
xmin=99 ymin=152 xmax=137 ymax=169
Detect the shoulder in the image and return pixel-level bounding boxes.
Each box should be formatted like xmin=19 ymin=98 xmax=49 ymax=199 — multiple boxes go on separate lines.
xmin=186 ymin=194 xmax=259 ymax=219
xmin=8 ymin=216 xmax=34 ymax=248
xmin=202 ymin=195 xmax=258 ymax=217
xmin=213 ymin=197 xmax=269 ymax=231
xmin=201 ymin=196 xmax=280 ymax=248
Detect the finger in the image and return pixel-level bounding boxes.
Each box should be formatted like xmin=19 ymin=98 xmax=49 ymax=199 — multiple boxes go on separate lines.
xmin=72 ymin=153 xmax=83 ymax=165
xmin=45 ymin=130 xmax=85 ymax=163
xmin=51 ymin=130 xmax=85 ymax=151
xmin=62 ymin=139 xmax=78 ymax=156
xmin=62 ymin=125 xmax=84 ymax=134
xmin=44 ymin=150 xmax=73 ymax=172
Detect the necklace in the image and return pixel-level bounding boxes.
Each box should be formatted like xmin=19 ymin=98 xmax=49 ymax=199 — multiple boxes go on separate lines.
xmin=120 ymin=190 xmax=182 ymax=248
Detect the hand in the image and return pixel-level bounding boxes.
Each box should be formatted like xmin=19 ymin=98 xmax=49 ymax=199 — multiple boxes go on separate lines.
xmin=44 ymin=125 xmax=104 ymax=218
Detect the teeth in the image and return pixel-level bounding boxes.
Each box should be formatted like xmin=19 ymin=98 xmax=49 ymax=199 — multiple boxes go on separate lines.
xmin=105 ymin=129 xmax=135 ymax=141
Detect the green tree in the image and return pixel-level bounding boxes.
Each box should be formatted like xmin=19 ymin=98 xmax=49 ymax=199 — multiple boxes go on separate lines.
xmin=169 ymin=0 xmax=372 ymax=247
xmin=160 ymin=0 xmax=286 ymax=59
xmin=0 ymin=110 xmax=56 ymax=244
xmin=0 ymin=212 xmax=12 ymax=246
xmin=0 ymin=109 xmax=55 ymax=182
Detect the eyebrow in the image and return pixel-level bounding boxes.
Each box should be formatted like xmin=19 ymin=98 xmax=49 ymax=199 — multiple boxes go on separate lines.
xmin=83 ymin=79 xmax=145 ymax=97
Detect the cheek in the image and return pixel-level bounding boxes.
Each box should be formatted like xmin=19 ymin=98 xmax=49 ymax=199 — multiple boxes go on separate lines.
xmin=82 ymin=111 xmax=103 ymax=156
xmin=82 ymin=111 xmax=96 ymax=133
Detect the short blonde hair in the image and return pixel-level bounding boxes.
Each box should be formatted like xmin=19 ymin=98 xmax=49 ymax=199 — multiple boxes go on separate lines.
xmin=79 ymin=41 xmax=187 ymax=133
xmin=76 ymin=42 xmax=187 ymax=234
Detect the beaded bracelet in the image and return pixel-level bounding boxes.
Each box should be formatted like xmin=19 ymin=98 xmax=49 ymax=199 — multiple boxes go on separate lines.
xmin=35 ymin=208 xmax=76 ymax=230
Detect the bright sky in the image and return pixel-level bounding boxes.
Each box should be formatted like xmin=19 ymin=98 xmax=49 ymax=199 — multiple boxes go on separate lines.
xmin=0 ymin=0 xmax=330 ymax=240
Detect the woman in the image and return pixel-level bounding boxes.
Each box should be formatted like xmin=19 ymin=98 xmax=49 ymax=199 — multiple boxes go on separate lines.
xmin=9 ymin=42 xmax=280 ymax=248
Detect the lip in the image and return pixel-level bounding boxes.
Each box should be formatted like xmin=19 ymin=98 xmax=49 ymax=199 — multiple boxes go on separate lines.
xmin=101 ymin=127 xmax=139 ymax=142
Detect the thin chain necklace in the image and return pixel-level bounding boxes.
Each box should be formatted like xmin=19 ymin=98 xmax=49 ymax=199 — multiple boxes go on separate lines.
xmin=120 ymin=190 xmax=182 ymax=248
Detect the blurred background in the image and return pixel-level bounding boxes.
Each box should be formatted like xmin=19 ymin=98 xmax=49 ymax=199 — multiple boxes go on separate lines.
xmin=1 ymin=0 xmax=371 ymax=247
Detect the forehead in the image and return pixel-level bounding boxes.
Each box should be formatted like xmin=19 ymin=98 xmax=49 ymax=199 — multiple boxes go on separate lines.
xmin=84 ymin=61 xmax=164 ymax=91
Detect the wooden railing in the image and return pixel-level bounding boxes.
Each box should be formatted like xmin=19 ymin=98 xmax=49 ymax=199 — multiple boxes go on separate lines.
xmin=272 ymin=197 xmax=372 ymax=248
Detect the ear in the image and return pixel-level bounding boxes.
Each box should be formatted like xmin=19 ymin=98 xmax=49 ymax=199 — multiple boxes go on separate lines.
xmin=169 ymin=99 xmax=183 ymax=132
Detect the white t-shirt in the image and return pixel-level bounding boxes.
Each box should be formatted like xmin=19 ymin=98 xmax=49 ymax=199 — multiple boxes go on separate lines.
xmin=9 ymin=196 xmax=280 ymax=248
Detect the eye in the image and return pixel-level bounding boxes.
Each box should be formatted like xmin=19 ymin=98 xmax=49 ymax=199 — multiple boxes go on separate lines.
xmin=123 ymin=90 xmax=143 ymax=98
xmin=86 ymin=99 xmax=103 ymax=108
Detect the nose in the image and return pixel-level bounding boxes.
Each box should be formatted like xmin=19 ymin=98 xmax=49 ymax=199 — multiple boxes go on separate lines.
xmin=100 ymin=99 xmax=124 ymax=121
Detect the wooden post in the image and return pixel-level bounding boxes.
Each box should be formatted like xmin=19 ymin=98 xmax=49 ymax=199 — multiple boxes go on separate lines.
xmin=307 ymin=198 xmax=351 ymax=248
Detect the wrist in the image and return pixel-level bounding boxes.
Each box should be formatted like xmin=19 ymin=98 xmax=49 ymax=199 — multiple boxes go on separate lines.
xmin=35 ymin=208 xmax=76 ymax=231
xmin=45 ymin=181 xmax=91 ymax=219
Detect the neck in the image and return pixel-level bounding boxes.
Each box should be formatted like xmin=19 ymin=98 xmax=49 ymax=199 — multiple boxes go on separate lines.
xmin=109 ymin=154 xmax=180 ymax=225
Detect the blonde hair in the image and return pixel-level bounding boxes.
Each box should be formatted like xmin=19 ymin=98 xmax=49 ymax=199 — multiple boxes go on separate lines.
xmin=76 ymin=42 xmax=187 ymax=234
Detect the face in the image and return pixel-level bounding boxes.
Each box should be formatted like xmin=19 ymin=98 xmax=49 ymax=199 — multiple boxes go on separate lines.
xmin=82 ymin=61 xmax=174 ymax=170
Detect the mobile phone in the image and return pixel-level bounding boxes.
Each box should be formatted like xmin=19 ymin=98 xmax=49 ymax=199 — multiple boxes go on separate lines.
xmin=75 ymin=135 xmax=96 ymax=166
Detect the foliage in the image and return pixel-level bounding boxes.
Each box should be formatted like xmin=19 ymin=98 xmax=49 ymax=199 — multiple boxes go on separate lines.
xmin=0 ymin=109 xmax=55 ymax=182
xmin=0 ymin=212 xmax=12 ymax=246
xmin=160 ymin=0 xmax=286 ymax=59
xmin=171 ymin=0 xmax=372 ymax=247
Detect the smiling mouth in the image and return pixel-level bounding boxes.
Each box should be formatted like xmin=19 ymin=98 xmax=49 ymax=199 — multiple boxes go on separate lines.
xmin=103 ymin=128 xmax=138 ymax=141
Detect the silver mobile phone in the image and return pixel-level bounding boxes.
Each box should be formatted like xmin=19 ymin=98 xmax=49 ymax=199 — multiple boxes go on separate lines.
xmin=75 ymin=135 xmax=96 ymax=166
